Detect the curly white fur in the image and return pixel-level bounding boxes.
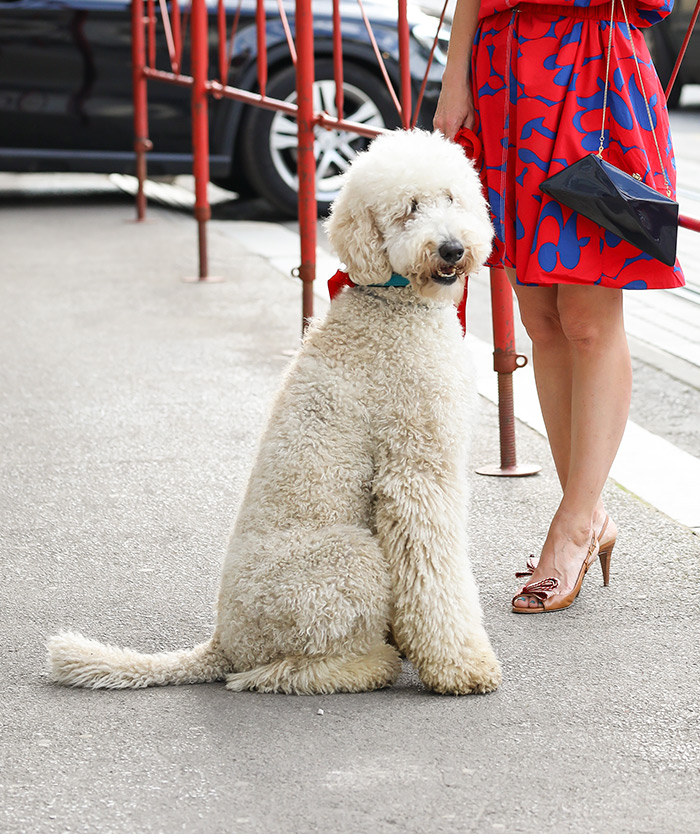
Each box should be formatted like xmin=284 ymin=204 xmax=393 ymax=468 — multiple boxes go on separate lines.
xmin=47 ymin=129 xmax=501 ymax=696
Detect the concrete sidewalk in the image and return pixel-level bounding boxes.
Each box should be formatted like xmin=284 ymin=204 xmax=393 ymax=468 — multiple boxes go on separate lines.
xmin=2 ymin=190 xmax=700 ymax=834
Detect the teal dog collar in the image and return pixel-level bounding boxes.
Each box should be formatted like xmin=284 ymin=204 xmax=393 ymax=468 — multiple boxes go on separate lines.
xmin=366 ymin=273 xmax=410 ymax=288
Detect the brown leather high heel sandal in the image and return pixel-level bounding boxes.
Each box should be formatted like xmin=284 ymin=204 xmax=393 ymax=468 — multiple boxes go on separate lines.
xmin=515 ymin=514 xmax=616 ymax=595
xmin=512 ymin=534 xmax=600 ymax=614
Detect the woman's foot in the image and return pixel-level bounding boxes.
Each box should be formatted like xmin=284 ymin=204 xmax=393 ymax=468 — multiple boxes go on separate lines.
xmin=512 ymin=519 xmax=599 ymax=612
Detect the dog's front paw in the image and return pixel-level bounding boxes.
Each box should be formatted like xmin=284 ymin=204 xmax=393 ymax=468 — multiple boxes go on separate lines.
xmin=419 ymin=649 xmax=502 ymax=695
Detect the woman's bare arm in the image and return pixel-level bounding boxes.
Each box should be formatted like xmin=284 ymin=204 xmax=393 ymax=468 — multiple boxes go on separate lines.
xmin=433 ymin=0 xmax=481 ymax=137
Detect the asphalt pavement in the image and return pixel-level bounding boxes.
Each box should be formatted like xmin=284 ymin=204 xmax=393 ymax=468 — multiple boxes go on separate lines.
xmin=2 ymin=170 xmax=700 ymax=834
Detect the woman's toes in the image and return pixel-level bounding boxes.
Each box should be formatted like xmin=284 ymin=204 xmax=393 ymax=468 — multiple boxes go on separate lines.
xmin=513 ymin=594 xmax=542 ymax=610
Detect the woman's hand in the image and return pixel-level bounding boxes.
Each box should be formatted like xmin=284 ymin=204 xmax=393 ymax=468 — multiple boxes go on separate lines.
xmin=433 ymin=77 xmax=475 ymax=140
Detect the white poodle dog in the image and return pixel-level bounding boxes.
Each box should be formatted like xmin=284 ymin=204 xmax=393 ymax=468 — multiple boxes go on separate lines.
xmin=47 ymin=129 xmax=501 ymax=695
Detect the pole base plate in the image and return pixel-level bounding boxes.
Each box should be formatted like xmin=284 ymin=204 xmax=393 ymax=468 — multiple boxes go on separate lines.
xmin=475 ymin=463 xmax=541 ymax=477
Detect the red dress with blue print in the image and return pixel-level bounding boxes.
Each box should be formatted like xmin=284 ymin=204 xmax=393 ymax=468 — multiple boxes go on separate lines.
xmin=471 ymin=0 xmax=685 ymax=289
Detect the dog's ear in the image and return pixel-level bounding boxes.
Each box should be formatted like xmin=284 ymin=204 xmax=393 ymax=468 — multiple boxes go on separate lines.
xmin=324 ymin=183 xmax=391 ymax=283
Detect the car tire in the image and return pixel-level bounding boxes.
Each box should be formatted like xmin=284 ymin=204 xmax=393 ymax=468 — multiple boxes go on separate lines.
xmin=645 ymin=26 xmax=682 ymax=110
xmin=238 ymin=60 xmax=401 ymax=216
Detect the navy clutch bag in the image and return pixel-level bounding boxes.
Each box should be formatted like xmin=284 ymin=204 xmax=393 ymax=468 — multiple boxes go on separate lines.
xmin=540 ymin=154 xmax=679 ymax=267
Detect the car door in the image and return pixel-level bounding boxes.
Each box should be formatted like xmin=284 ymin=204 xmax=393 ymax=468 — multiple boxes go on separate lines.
xmin=0 ymin=0 xmax=192 ymax=169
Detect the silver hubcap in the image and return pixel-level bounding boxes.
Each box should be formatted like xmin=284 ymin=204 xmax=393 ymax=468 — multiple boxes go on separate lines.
xmin=269 ymin=79 xmax=387 ymax=202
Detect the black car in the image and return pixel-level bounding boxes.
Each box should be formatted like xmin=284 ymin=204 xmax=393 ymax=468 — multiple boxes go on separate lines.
xmin=645 ymin=0 xmax=700 ymax=109
xmin=0 ymin=0 xmax=450 ymax=214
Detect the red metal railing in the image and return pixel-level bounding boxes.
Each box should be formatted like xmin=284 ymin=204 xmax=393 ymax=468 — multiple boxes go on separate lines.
xmin=129 ymin=0 xmax=699 ymax=477
xmin=672 ymin=0 xmax=700 ymax=234
xmin=129 ymin=0 xmax=440 ymax=304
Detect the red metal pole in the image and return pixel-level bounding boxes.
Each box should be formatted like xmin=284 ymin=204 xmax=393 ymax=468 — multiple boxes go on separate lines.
xmin=276 ymin=0 xmax=297 ymax=64
xmin=680 ymin=213 xmax=700 ymax=233
xmin=411 ymin=0 xmax=449 ymax=128
xmin=131 ymin=0 xmax=152 ymax=221
xmin=218 ymin=0 xmax=227 ymax=86
xmin=256 ymin=0 xmax=268 ymax=98
xmin=397 ymin=0 xmax=412 ymax=127
xmin=295 ymin=0 xmax=317 ymax=331
xmin=664 ymin=0 xmax=700 ymax=100
xmin=158 ymin=0 xmax=179 ymax=71
xmin=189 ymin=0 xmax=213 ymax=280
xmin=225 ymin=0 xmax=243 ymax=70
xmin=332 ymin=0 xmax=344 ymax=119
xmin=356 ymin=0 xmax=403 ymax=116
xmin=172 ymin=0 xmax=182 ymax=73
xmin=147 ymin=0 xmax=156 ymax=67
xmin=476 ymin=267 xmax=540 ymax=477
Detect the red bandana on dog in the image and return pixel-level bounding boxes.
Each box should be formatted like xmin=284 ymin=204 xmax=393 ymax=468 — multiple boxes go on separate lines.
xmin=328 ymin=270 xmax=468 ymax=336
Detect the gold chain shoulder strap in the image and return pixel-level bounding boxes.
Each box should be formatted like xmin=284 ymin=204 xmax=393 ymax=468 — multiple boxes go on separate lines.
xmin=596 ymin=0 xmax=671 ymax=197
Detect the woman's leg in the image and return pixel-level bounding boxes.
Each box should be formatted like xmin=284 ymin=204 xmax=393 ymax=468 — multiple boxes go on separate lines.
xmin=506 ymin=273 xmax=631 ymax=609
xmin=504 ymin=271 xmax=573 ymax=489
xmin=555 ymin=284 xmax=631 ymax=525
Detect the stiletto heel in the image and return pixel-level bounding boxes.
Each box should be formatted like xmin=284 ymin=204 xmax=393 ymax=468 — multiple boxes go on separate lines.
xmin=598 ymin=543 xmax=613 ymax=586
xmin=596 ymin=515 xmax=616 ymax=587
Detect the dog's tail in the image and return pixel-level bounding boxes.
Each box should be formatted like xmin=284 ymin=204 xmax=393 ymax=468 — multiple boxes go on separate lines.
xmin=46 ymin=632 xmax=231 ymax=689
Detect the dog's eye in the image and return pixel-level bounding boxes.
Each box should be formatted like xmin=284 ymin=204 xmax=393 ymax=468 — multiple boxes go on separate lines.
xmin=402 ymin=199 xmax=419 ymax=224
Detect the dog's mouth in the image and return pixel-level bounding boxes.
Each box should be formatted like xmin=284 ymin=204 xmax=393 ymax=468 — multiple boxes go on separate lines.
xmin=432 ymin=264 xmax=462 ymax=285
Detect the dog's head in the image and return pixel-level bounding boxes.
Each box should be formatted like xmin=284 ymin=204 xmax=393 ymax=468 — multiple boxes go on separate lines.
xmin=324 ymin=129 xmax=493 ymax=304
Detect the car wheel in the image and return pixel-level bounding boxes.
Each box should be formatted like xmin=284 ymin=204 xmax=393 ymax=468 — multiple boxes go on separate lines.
xmin=239 ymin=60 xmax=400 ymax=216
xmin=645 ymin=26 xmax=682 ymax=110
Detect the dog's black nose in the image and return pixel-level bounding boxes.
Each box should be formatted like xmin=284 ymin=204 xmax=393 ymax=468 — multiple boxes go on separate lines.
xmin=438 ymin=240 xmax=464 ymax=264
